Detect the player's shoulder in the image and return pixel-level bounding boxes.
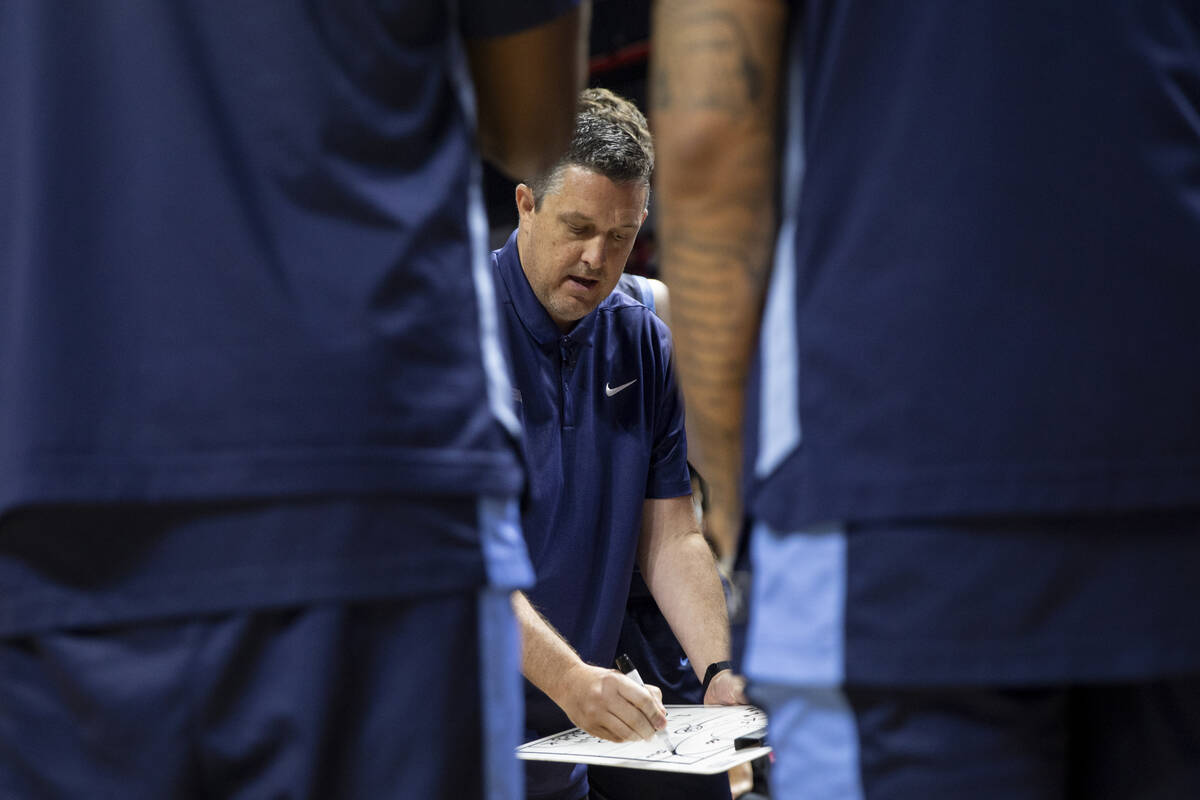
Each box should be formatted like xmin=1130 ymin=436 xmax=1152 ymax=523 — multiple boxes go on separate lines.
xmin=600 ymin=288 xmax=670 ymax=340
xmin=615 ymin=273 xmax=656 ymax=309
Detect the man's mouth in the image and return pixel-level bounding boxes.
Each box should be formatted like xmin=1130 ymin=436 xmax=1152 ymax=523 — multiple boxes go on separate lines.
xmin=567 ymin=276 xmax=599 ymax=290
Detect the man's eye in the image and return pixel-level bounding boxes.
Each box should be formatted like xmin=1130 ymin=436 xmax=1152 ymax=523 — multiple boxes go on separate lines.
xmin=612 ymin=233 xmax=628 ymax=242
xmin=567 ymin=224 xmax=585 ymax=235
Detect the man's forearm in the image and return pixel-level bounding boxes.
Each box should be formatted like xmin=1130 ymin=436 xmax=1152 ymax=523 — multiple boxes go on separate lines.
xmin=644 ymin=530 xmax=731 ymax=678
xmin=513 ymin=590 xmax=583 ymax=704
xmin=650 ymin=0 xmax=786 ymax=560
xmin=638 ymin=496 xmax=730 ymax=681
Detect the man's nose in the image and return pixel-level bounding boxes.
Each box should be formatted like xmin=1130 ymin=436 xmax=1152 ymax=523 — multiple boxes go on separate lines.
xmin=580 ymin=235 xmax=608 ymax=271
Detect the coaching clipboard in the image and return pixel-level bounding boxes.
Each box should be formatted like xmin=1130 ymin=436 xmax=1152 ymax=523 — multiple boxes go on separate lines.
xmin=516 ymin=705 xmax=771 ymax=775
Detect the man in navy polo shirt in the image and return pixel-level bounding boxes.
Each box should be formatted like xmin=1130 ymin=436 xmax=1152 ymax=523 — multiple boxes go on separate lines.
xmin=0 ymin=1 xmax=586 ymax=798
xmin=492 ymin=88 xmax=743 ymax=800
xmin=653 ymin=0 xmax=1200 ymax=798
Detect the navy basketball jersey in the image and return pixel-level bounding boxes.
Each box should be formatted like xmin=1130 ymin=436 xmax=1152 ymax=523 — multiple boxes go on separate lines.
xmin=752 ymin=0 xmax=1200 ymax=529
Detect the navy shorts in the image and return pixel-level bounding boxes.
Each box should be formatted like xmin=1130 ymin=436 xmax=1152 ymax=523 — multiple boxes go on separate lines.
xmin=0 ymin=589 xmax=524 ymax=799
xmin=743 ymin=512 xmax=1200 ymax=799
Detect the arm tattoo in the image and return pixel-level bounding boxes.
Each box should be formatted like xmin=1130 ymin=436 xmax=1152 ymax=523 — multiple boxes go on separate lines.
xmin=652 ymin=5 xmax=764 ymax=113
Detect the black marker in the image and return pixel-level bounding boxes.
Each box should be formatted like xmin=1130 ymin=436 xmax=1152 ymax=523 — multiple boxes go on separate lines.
xmin=615 ymin=653 xmax=677 ymax=754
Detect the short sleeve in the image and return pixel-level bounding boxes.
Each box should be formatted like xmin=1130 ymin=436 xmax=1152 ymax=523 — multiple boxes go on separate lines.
xmin=645 ymin=318 xmax=692 ymax=500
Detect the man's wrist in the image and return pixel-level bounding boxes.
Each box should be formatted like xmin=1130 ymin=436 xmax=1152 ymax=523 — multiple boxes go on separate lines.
xmin=701 ymin=660 xmax=733 ymax=697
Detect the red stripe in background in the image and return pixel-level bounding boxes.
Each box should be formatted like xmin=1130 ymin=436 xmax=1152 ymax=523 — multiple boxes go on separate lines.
xmin=589 ymin=40 xmax=649 ymax=75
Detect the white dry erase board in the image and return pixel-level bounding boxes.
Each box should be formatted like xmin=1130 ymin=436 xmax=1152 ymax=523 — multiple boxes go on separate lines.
xmin=516 ymin=705 xmax=771 ymax=775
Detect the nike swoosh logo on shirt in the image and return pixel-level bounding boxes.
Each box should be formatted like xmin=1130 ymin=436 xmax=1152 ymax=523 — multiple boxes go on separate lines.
xmin=605 ymin=379 xmax=637 ymax=397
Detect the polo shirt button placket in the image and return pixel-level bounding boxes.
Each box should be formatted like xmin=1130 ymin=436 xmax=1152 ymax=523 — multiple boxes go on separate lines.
xmin=559 ymin=336 xmax=575 ymax=430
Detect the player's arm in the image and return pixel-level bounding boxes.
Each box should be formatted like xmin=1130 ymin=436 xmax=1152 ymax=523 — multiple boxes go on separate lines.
xmin=650 ymin=0 xmax=787 ymax=561
xmin=637 ymin=494 xmax=746 ymax=705
xmin=465 ymin=2 xmax=591 ymax=180
xmin=513 ymin=591 xmax=668 ymax=742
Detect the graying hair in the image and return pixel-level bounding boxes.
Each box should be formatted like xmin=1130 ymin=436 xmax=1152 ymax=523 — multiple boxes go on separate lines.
xmin=528 ymin=88 xmax=654 ymax=208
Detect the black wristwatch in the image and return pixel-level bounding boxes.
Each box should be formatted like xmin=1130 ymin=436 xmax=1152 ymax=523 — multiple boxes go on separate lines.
xmin=701 ymin=660 xmax=733 ymax=697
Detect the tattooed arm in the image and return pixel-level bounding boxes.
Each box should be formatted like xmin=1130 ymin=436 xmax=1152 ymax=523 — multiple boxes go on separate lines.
xmin=650 ymin=0 xmax=788 ymax=562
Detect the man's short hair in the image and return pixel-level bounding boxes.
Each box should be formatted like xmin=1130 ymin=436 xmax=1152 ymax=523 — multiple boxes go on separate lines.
xmin=527 ymin=88 xmax=654 ymax=207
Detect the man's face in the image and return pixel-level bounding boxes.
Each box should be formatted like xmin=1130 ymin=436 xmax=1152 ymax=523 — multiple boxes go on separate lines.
xmin=516 ymin=165 xmax=649 ymax=331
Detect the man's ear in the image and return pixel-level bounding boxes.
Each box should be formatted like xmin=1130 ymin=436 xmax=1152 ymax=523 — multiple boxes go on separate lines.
xmin=515 ymin=183 xmax=536 ymax=220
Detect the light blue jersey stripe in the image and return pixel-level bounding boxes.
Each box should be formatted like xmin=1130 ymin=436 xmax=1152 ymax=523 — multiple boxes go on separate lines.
xmin=755 ymin=29 xmax=807 ymax=479
xmin=753 ymin=683 xmax=865 ymax=800
xmin=745 ymin=520 xmax=847 ymax=685
xmin=478 ymin=495 xmax=534 ymax=590
xmin=467 ymin=174 xmax=523 ymax=439
xmin=447 ymin=6 xmax=522 ymax=439
xmin=477 ymin=586 xmax=525 ymax=800
xmin=746 ymin=521 xmax=863 ymax=799
xmin=477 ymin=495 xmax=532 ymax=799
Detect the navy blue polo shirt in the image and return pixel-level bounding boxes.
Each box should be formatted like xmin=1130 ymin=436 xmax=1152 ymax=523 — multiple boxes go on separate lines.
xmin=493 ymin=232 xmax=691 ymax=795
xmin=0 ymin=0 xmax=576 ymax=632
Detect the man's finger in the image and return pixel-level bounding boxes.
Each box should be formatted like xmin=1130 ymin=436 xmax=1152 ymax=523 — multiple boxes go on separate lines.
xmin=613 ymin=676 xmax=667 ymax=732
xmin=600 ymin=708 xmax=651 ymax=742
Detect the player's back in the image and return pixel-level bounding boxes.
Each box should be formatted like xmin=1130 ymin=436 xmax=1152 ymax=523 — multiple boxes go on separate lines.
xmin=0 ymin=0 xmax=521 ymax=512
xmin=753 ymin=0 xmax=1200 ymax=529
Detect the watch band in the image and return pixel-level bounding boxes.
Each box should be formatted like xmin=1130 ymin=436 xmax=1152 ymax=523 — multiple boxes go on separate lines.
xmin=701 ymin=660 xmax=733 ymax=697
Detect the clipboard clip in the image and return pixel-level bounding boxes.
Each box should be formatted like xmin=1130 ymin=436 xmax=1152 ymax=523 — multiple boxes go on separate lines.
xmin=734 ymin=727 xmax=767 ymax=750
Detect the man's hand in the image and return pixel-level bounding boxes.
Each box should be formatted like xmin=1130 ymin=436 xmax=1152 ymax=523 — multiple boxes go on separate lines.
xmin=515 ymin=592 xmax=669 ymax=742
xmin=555 ymin=663 xmax=669 ymax=743
xmin=703 ymin=668 xmax=747 ymax=705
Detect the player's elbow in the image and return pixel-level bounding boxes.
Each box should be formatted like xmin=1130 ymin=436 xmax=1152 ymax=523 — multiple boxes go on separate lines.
xmin=467 ymin=3 xmax=586 ymax=180
xmin=653 ymin=114 xmax=743 ymax=198
xmin=479 ymin=113 xmax=574 ymax=181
